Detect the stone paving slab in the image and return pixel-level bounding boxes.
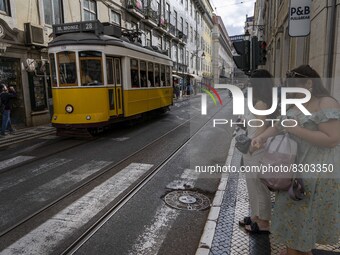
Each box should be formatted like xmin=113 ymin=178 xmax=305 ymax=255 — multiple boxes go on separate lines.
xmin=197 ymin=137 xmax=340 ymax=255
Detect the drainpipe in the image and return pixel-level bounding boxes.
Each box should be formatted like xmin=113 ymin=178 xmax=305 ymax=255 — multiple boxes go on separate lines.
xmin=326 ymin=0 xmax=336 ymax=92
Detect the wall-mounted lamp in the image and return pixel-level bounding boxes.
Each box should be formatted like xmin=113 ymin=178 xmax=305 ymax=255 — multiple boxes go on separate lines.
xmin=191 ymin=50 xmax=205 ymax=59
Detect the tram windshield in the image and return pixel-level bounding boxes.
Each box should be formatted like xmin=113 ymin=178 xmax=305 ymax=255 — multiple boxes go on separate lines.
xmin=57 ymin=51 xmax=77 ymax=86
xmin=79 ymin=51 xmax=103 ymax=86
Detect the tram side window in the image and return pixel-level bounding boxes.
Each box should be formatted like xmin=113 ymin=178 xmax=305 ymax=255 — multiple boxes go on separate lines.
xmin=49 ymin=53 xmax=57 ymax=87
xmin=131 ymin=59 xmax=139 ymax=88
xmin=106 ymin=58 xmax=114 ymax=84
xmin=166 ymin=66 xmax=171 ymax=87
xmin=140 ymin=61 xmax=147 ymax=87
xmin=154 ymin=64 xmax=160 ymax=87
xmin=148 ymin=62 xmax=154 ymax=87
xmin=161 ymin=65 xmax=165 ymax=87
xmin=79 ymin=51 xmax=103 ymax=86
xmin=115 ymin=58 xmax=121 ymax=85
xmin=57 ymin=51 xmax=77 ymax=86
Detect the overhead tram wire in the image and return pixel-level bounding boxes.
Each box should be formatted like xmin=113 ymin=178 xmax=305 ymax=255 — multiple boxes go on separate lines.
xmin=214 ymin=0 xmax=255 ymax=9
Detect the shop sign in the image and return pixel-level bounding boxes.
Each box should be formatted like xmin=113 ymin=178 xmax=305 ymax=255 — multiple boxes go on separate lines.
xmin=289 ymin=0 xmax=311 ymax=37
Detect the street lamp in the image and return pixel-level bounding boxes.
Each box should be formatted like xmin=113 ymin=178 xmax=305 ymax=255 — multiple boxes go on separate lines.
xmin=244 ymin=29 xmax=250 ymax=41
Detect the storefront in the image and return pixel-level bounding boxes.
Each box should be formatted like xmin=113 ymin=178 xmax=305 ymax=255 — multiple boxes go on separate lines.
xmin=0 ymin=18 xmax=51 ymax=128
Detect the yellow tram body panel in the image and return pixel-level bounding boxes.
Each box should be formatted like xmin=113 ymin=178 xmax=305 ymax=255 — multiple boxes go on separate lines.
xmin=52 ymin=88 xmax=110 ymax=125
xmin=123 ymin=87 xmax=173 ymax=117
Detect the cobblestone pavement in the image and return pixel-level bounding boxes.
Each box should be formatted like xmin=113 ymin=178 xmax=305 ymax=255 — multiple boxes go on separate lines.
xmin=208 ymin=149 xmax=340 ymax=255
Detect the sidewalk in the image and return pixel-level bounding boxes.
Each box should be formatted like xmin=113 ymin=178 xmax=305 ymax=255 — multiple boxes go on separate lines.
xmin=196 ymin=138 xmax=340 ymax=255
xmin=0 ymin=124 xmax=55 ymax=148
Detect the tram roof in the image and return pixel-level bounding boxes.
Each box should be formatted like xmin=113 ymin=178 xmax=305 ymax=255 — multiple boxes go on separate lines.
xmin=48 ymin=32 xmax=171 ymax=61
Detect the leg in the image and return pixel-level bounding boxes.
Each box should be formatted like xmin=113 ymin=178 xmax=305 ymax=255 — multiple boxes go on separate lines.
xmin=1 ymin=110 xmax=9 ymax=135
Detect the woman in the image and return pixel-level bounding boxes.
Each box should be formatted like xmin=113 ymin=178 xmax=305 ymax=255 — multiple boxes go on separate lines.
xmin=252 ymin=65 xmax=340 ymax=254
xmin=239 ymin=69 xmax=274 ymax=234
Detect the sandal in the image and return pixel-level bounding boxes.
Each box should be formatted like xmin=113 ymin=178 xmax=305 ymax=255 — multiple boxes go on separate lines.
xmin=238 ymin=216 xmax=252 ymax=227
xmin=245 ymin=222 xmax=270 ymax=234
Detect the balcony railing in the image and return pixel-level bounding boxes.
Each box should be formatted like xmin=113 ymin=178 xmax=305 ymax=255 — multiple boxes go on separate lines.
xmin=169 ymin=24 xmax=176 ymax=36
xmin=144 ymin=7 xmax=159 ymax=23
xmin=126 ymin=0 xmax=144 ymax=15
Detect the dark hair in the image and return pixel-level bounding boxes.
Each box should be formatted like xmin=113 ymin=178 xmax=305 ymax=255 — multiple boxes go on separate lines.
xmin=287 ymin=65 xmax=330 ymax=98
xmin=249 ymin=69 xmax=274 ymax=107
xmin=249 ymin=69 xmax=277 ymax=118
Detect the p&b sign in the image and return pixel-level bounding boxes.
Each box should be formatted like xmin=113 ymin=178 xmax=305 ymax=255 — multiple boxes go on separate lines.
xmin=289 ymin=0 xmax=311 ymax=37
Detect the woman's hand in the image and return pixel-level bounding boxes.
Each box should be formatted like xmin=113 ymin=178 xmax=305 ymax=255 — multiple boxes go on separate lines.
xmin=251 ymin=136 xmax=266 ymax=149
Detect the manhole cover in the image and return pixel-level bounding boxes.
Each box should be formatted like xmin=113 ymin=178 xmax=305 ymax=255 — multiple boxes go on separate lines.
xmin=164 ymin=190 xmax=210 ymax=211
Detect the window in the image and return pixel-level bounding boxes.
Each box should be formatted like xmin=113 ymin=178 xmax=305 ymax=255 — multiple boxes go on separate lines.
xmin=180 ymin=17 xmax=183 ymax=32
xmin=154 ymin=64 xmax=160 ymax=87
xmin=148 ymin=62 xmax=155 ymax=87
xmin=166 ymin=3 xmax=170 ymax=23
xmin=79 ymin=51 xmax=103 ymax=86
xmin=174 ymin=10 xmax=177 ymax=29
xmin=83 ymin=0 xmax=97 ymax=21
xmin=111 ymin=10 xmax=121 ymax=26
xmin=43 ymin=0 xmax=63 ymax=25
xmin=0 ymin=0 xmax=10 ymax=15
xmin=106 ymin=58 xmax=114 ymax=85
xmin=131 ymin=59 xmax=139 ymax=88
xmin=185 ymin=22 xmax=188 ymax=36
xmin=185 ymin=0 xmax=188 ymax=10
xmin=166 ymin=66 xmax=171 ymax=87
xmin=140 ymin=61 xmax=147 ymax=87
xmin=190 ymin=26 xmax=193 ymax=42
xmin=146 ymin=30 xmax=151 ymax=46
xmin=160 ymin=65 xmax=165 ymax=86
xmin=49 ymin=54 xmax=57 ymax=87
xmin=57 ymin=51 xmax=77 ymax=87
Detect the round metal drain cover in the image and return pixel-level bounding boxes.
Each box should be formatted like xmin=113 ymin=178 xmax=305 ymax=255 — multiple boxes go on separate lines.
xmin=164 ymin=190 xmax=210 ymax=211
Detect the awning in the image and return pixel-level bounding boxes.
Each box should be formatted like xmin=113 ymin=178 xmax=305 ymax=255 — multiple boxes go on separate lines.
xmin=172 ymin=74 xmax=183 ymax=79
xmin=188 ymin=74 xmax=202 ymax=81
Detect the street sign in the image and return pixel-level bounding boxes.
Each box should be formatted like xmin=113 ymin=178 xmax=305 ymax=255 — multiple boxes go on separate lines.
xmin=289 ymin=0 xmax=311 ymax=37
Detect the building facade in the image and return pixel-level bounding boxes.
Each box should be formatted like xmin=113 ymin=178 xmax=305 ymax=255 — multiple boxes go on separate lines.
xmin=254 ymin=0 xmax=340 ymax=100
xmin=212 ymin=15 xmax=234 ymax=85
xmin=0 ymin=0 xmax=233 ymax=127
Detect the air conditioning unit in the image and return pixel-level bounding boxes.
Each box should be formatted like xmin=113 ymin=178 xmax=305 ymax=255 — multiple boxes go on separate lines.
xmin=24 ymin=23 xmax=45 ymax=46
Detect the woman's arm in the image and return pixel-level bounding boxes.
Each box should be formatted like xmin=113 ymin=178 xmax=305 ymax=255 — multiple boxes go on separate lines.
xmin=284 ymin=98 xmax=340 ymax=148
xmin=249 ymin=101 xmax=280 ymax=152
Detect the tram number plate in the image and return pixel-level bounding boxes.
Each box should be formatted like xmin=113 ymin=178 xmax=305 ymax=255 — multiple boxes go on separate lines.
xmin=53 ymin=21 xmax=103 ymax=35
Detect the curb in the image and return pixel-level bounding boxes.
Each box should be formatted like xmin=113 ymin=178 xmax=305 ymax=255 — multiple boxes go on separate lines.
xmin=195 ymin=138 xmax=236 ymax=255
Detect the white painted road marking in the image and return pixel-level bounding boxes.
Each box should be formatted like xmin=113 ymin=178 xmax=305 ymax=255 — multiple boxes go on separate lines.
xmin=166 ymin=169 xmax=200 ymax=190
xmin=129 ymin=168 xmax=199 ymax=255
xmin=0 ymin=156 xmax=35 ymax=171
xmin=0 ymin=158 xmax=72 ymax=193
xmin=1 ymin=163 xmax=153 ymax=255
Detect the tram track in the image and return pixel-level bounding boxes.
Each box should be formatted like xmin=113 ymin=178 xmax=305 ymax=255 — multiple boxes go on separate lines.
xmin=0 ymin=106 xmax=204 ymax=240
xmin=0 ymin=95 xmax=232 ymax=254
xmin=62 ymin=98 xmax=232 ymax=255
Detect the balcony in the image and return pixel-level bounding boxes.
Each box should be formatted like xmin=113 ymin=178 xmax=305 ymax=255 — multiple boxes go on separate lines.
xmin=157 ymin=17 xmax=168 ymax=33
xmin=169 ymin=24 xmax=176 ymax=38
xmin=193 ymin=0 xmax=206 ymax=14
xmin=126 ymin=0 xmax=145 ymax=19
xmin=144 ymin=7 xmax=159 ymax=27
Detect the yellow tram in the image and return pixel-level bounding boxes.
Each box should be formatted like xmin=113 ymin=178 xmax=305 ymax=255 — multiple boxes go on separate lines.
xmin=48 ymin=21 xmax=173 ymax=136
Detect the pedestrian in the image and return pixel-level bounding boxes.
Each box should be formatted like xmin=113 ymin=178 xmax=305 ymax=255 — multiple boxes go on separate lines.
xmin=0 ymin=84 xmax=17 ymax=136
xmin=238 ymin=69 xmax=275 ymax=234
xmin=252 ymin=65 xmax=340 ymax=255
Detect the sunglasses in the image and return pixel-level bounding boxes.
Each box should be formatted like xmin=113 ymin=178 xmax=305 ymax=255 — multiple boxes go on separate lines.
xmin=286 ymin=70 xmax=309 ymax=78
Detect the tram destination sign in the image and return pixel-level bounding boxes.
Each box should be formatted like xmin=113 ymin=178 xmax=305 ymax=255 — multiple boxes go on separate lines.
xmin=53 ymin=21 xmax=104 ymax=35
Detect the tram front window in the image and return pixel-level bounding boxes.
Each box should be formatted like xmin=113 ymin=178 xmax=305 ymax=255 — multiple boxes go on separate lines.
xmin=79 ymin=51 xmax=103 ymax=86
xmin=57 ymin=51 xmax=77 ymax=86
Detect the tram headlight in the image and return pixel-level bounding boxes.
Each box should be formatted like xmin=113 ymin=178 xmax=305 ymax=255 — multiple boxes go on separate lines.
xmin=65 ymin=104 xmax=74 ymax=113
xmin=86 ymin=115 xmax=91 ymax=120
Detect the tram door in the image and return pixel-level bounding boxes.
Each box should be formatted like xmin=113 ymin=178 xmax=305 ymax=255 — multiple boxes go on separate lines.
xmin=107 ymin=57 xmax=123 ymax=116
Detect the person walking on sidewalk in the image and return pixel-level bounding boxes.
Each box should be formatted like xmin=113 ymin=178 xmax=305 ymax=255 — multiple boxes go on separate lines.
xmin=252 ymin=65 xmax=340 ymax=255
xmin=238 ymin=69 xmax=275 ymax=234
xmin=0 ymin=84 xmax=17 ymax=136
